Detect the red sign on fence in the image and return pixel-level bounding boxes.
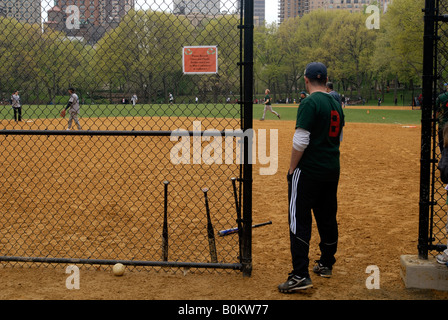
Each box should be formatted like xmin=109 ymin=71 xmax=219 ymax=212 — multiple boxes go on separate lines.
xmin=182 ymin=46 xmax=218 ymax=74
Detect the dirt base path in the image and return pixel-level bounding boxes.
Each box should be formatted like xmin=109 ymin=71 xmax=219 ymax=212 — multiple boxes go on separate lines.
xmin=0 ymin=120 xmax=447 ymax=301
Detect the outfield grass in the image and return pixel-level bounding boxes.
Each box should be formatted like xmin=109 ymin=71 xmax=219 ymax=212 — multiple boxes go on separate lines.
xmin=254 ymin=104 xmax=422 ymax=125
xmin=340 ymin=108 xmax=421 ymax=125
xmin=0 ymin=103 xmax=422 ymax=125
xmin=0 ymin=103 xmax=242 ymax=120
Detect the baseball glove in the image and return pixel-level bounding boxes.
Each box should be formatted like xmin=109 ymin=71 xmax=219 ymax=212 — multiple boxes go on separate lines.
xmin=60 ymin=109 xmax=66 ymax=118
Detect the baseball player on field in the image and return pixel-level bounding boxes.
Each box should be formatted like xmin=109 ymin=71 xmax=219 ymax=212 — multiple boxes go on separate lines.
xmin=278 ymin=62 xmax=345 ymax=292
xmin=11 ymin=90 xmax=22 ymax=122
xmin=131 ymin=94 xmax=138 ymax=106
xmin=261 ymin=89 xmax=280 ymax=120
xmin=61 ymin=88 xmax=82 ymax=130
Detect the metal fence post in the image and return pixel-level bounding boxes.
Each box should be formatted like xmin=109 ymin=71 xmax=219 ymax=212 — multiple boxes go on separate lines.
xmin=419 ymin=0 xmax=437 ymax=259
xmin=242 ymin=0 xmax=254 ymax=277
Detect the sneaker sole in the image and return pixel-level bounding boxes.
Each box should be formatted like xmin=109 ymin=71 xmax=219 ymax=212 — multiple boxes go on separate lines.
xmin=317 ymin=273 xmax=331 ymax=278
xmin=313 ymin=270 xmax=332 ymax=278
xmin=313 ymin=269 xmax=332 ymax=278
xmin=278 ymin=284 xmax=313 ymax=293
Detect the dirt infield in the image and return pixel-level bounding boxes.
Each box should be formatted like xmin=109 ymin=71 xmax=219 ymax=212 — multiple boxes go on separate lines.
xmin=1 ymin=118 xmax=448 ymax=301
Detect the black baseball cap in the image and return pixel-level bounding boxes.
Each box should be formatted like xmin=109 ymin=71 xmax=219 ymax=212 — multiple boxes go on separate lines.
xmin=304 ymin=62 xmax=327 ymax=80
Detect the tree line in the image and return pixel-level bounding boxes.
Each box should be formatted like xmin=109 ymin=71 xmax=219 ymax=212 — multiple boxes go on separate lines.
xmin=254 ymin=0 xmax=424 ymax=105
xmin=0 ymin=10 xmax=240 ymax=105
xmin=0 ymin=0 xmax=423 ymax=105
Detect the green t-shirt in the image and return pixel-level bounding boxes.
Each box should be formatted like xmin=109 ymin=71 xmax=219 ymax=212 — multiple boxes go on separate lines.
xmin=265 ymin=95 xmax=271 ymax=105
xmin=295 ymin=91 xmax=345 ymax=181
xmin=437 ymin=91 xmax=448 ymax=125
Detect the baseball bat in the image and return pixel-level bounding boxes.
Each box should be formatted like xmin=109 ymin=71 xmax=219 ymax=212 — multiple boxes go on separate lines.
xmin=218 ymin=221 xmax=272 ymax=237
xmin=231 ymin=177 xmax=243 ymax=258
xmin=202 ymin=187 xmax=218 ymax=263
xmin=231 ymin=177 xmax=242 ymax=231
xmin=162 ymin=180 xmax=169 ymax=261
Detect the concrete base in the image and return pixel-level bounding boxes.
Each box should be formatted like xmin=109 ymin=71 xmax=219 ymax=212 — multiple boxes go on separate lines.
xmin=400 ymin=255 xmax=448 ymax=291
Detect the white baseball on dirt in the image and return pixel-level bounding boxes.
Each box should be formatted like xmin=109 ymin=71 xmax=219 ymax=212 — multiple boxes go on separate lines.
xmin=112 ymin=263 xmax=125 ymax=276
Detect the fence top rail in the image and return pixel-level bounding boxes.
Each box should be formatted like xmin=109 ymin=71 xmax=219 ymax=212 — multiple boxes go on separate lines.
xmin=0 ymin=130 xmax=249 ymax=137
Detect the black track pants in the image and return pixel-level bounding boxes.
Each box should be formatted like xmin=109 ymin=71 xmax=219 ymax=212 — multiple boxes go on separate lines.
xmin=288 ymin=168 xmax=339 ymax=278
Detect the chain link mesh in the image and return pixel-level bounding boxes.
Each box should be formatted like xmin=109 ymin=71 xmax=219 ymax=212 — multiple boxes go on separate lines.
xmin=0 ymin=0 xmax=247 ymax=272
xmin=431 ymin=0 xmax=448 ymax=255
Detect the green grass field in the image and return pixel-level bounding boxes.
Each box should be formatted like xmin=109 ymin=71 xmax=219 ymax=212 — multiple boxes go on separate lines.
xmin=254 ymin=105 xmax=422 ymax=125
xmin=0 ymin=103 xmax=241 ymax=120
xmin=0 ymin=103 xmax=422 ymax=125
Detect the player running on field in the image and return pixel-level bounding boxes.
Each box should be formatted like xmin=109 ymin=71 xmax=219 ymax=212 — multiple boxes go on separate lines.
xmin=261 ymin=89 xmax=280 ymax=120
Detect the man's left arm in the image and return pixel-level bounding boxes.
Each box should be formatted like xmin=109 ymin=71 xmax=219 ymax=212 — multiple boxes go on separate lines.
xmin=288 ymin=127 xmax=310 ymax=174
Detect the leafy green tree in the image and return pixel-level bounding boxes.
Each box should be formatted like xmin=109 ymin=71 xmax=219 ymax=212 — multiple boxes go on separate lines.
xmin=95 ymin=10 xmax=193 ymax=103
xmin=34 ymin=29 xmax=85 ymax=104
xmin=374 ymin=0 xmax=424 ymax=92
xmin=276 ymin=17 xmax=304 ymax=100
xmin=254 ymin=22 xmax=283 ymax=101
xmin=197 ymin=15 xmax=240 ymax=103
xmin=323 ymin=10 xmax=377 ymax=97
xmin=0 ymin=18 xmax=42 ymax=102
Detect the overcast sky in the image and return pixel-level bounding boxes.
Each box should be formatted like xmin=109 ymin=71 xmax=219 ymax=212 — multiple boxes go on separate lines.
xmin=265 ymin=1 xmax=278 ymax=24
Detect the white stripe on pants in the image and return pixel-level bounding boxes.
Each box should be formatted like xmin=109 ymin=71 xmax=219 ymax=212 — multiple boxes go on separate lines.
xmin=289 ymin=168 xmax=301 ymax=234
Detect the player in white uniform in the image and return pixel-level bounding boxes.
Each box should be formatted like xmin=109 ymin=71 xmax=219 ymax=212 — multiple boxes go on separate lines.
xmin=131 ymin=94 xmax=138 ymax=106
xmin=64 ymin=88 xmax=82 ymax=130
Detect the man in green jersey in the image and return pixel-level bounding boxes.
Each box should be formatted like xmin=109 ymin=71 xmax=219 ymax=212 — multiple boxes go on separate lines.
xmin=278 ymin=62 xmax=345 ymax=293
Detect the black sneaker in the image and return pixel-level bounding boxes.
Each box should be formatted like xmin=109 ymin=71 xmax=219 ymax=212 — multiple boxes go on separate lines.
xmin=312 ymin=260 xmax=332 ymax=278
xmin=278 ymin=273 xmax=313 ymax=293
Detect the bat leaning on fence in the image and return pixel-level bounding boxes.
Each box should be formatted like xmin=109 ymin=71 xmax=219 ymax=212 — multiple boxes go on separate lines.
xmin=162 ymin=180 xmax=169 ymax=261
xmin=218 ymin=221 xmax=272 ymax=236
xmin=202 ymin=187 xmax=218 ymax=263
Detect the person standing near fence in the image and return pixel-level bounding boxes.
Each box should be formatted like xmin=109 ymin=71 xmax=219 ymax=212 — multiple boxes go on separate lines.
xmin=326 ymin=82 xmax=342 ymax=107
xmin=260 ymin=89 xmax=280 ymax=120
xmin=299 ymin=91 xmax=308 ymax=104
xmin=11 ymin=90 xmax=22 ymax=122
xmin=437 ymin=185 xmax=448 ymax=265
xmin=60 ymin=88 xmax=82 ymax=130
xmin=437 ymin=123 xmax=448 ymax=266
xmin=436 ymin=84 xmax=448 ymax=151
xmin=278 ymin=62 xmax=345 ymax=292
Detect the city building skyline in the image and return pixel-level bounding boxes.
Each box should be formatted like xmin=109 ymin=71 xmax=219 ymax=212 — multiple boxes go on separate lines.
xmin=254 ymin=0 xmax=265 ymax=26
xmin=173 ymin=0 xmax=220 ymax=15
xmin=44 ymin=0 xmax=134 ymax=43
xmin=0 ymin=0 xmax=41 ymax=24
xmin=278 ymin=0 xmax=392 ymax=24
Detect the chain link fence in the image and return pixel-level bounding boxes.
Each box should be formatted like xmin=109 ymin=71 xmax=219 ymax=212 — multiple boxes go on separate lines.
xmin=421 ymin=0 xmax=448 ymax=258
xmin=0 ymin=0 xmax=253 ymax=274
